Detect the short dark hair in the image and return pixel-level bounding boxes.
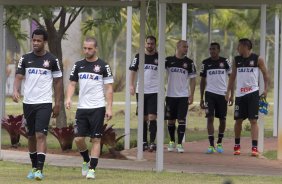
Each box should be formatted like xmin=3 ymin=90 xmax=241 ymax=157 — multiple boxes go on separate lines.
xmin=146 ymin=35 xmax=156 ymax=43
xmin=239 ymin=38 xmax=252 ymax=50
xmin=32 ymin=28 xmax=48 ymax=41
xmin=85 ymin=37 xmax=98 ymax=47
xmin=210 ymin=42 xmax=220 ymax=50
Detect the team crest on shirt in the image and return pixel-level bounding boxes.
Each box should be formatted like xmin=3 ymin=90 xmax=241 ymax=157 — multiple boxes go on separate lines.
xmin=154 ymin=59 xmax=158 ymax=64
xmin=93 ymin=65 xmax=101 ymax=72
xmin=183 ymin=63 xmax=188 ymax=68
xmin=43 ymin=60 xmax=50 ymax=67
xmin=219 ymin=62 xmax=224 ymax=68
xmin=249 ymin=60 xmax=254 ymax=66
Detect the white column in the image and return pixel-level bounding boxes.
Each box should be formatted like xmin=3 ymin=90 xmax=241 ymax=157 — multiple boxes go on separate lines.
xmin=258 ymin=4 xmax=266 ymax=153
xmin=273 ymin=12 xmax=279 ymax=137
xmin=124 ymin=6 xmax=132 ymax=150
xmin=181 ymin=3 xmax=187 ymax=40
xmin=137 ymin=1 xmax=146 ymax=160
xmin=277 ymin=12 xmax=282 ymax=160
xmin=0 ymin=5 xmax=5 ymax=159
xmin=208 ymin=9 xmax=212 ymax=44
xmin=156 ymin=2 xmax=166 ymax=172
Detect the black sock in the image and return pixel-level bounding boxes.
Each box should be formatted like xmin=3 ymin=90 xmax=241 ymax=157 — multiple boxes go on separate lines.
xmin=177 ymin=122 xmax=186 ymax=144
xmin=149 ymin=120 xmax=157 ymax=143
xmin=37 ymin=153 xmax=46 ymax=172
xmin=217 ymin=133 xmax=224 ymax=144
xmin=29 ymin=152 xmax=37 ymax=169
xmin=235 ymin=138 xmax=240 ymax=145
xmin=208 ymin=135 xmax=214 ymax=147
xmin=80 ymin=149 xmax=90 ymax=163
xmin=252 ymin=140 xmax=258 ymax=147
xmin=143 ymin=121 xmax=148 ymax=143
xmin=89 ymin=157 xmax=98 ymax=170
xmin=168 ymin=124 xmax=176 ymax=142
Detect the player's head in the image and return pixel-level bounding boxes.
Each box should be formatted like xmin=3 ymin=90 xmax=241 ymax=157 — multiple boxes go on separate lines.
xmin=209 ymin=42 xmax=220 ymax=59
xmin=145 ymin=35 xmax=156 ymax=54
xmin=32 ymin=28 xmax=48 ymax=53
xmin=83 ymin=37 xmax=98 ymax=60
xmin=237 ymin=38 xmax=252 ymax=55
xmin=176 ymin=40 xmax=188 ymax=56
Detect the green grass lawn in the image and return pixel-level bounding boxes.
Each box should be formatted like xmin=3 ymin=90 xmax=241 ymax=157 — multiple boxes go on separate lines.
xmin=0 ymin=161 xmax=282 ymax=184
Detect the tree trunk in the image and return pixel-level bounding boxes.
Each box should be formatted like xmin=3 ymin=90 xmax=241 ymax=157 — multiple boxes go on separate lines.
xmin=47 ymin=32 xmax=67 ymax=128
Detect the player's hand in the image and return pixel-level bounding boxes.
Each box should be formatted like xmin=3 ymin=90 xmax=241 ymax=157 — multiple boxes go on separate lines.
xmin=105 ymin=109 xmax=112 ymax=121
xmin=12 ymin=91 xmax=20 ymax=103
xmin=225 ymin=91 xmax=230 ymax=102
xmin=228 ymin=95 xmax=234 ymax=106
xmin=200 ymin=99 xmax=205 ymax=109
xmin=52 ymin=104 xmax=60 ymax=118
xmin=262 ymin=91 xmax=267 ymax=98
xmin=188 ymin=96 xmax=194 ymax=105
xmin=65 ymin=99 xmax=72 ymax=110
xmin=130 ymin=86 xmax=135 ymax=96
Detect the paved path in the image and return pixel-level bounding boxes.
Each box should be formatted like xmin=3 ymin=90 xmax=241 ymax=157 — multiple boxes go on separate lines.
xmin=1 ymin=137 xmax=282 ymax=176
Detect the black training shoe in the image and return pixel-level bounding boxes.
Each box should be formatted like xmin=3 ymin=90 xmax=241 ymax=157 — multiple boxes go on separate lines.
xmin=143 ymin=142 xmax=148 ymax=151
xmin=148 ymin=143 xmax=156 ymax=152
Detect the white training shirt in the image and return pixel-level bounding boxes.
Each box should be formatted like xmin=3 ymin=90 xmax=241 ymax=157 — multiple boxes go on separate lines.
xmin=16 ymin=51 xmax=62 ymax=104
xmin=69 ymin=58 xmax=114 ymax=109
xmin=165 ymin=56 xmax=197 ymax=97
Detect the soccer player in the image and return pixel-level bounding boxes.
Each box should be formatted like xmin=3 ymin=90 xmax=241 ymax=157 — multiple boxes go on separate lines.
xmin=226 ymin=38 xmax=269 ymax=156
xmin=129 ymin=36 xmax=158 ymax=152
xmin=65 ymin=37 xmax=113 ymax=179
xmin=165 ymin=40 xmax=196 ymax=153
xmin=13 ymin=28 xmax=63 ymax=180
xmin=200 ymin=42 xmax=233 ymax=154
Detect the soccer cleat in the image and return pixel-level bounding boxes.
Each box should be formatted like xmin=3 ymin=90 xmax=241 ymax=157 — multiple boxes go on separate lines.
xmin=86 ymin=169 xmax=95 ymax=179
xmin=167 ymin=141 xmax=175 ymax=152
xmin=26 ymin=168 xmax=36 ymax=179
xmin=148 ymin=143 xmax=157 ymax=152
xmin=82 ymin=162 xmax=89 ymax=176
xmin=216 ymin=143 xmax=224 ymax=153
xmin=206 ymin=146 xmax=216 ymax=154
xmin=234 ymin=145 xmax=241 ymax=155
xmin=143 ymin=142 xmax=148 ymax=151
xmin=176 ymin=144 xmax=184 ymax=153
xmin=34 ymin=170 xmax=44 ymax=181
xmin=251 ymin=147 xmax=259 ymax=157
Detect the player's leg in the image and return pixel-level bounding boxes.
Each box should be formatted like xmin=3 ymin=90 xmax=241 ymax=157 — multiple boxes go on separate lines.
xmin=87 ymin=107 xmax=105 ymax=179
xmin=34 ymin=103 xmax=52 ymax=180
xmin=74 ymin=109 xmax=90 ymax=176
xmin=204 ymin=92 xmax=216 ymax=154
xmin=137 ymin=93 xmax=149 ymax=150
xmin=215 ymin=94 xmax=227 ymax=153
xmin=23 ymin=104 xmax=37 ymax=179
xmin=147 ymin=93 xmax=158 ymax=152
xmin=248 ymin=91 xmax=260 ymax=156
xmin=176 ymin=97 xmax=188 ymax=153
xmin=165 ymin=97 xmax=177 ymax=151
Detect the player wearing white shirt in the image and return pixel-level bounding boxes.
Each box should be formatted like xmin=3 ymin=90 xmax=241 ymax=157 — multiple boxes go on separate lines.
xmin=165 ymin=40 xmax=196 ymax=153
xmin=200 ymin=42 xmax=233 ymax=154
xmin=226 ymin=38 xmax=269 ymax=157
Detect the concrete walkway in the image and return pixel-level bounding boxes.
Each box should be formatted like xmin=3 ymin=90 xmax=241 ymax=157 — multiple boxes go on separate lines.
xmin=1 ymin=137 xmax=282 ymax=176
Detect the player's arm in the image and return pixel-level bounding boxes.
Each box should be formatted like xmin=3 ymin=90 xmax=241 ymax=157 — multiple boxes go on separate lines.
xmin=65 ymin=81 xmax=77 ymax=109
xmin=130 ymin=70 xmax=137 ymax=96
xmin=52 ymin=77 xmax=63 ymax=118
xmin=258 ymin=56 xmax=269 ymax=97
xmin=12 ymin=74 xmax=24 ymax=103
xmin=225 ymin=60 xmax=237 ymax=101
xmin=189 ymin=77 xmax=196 ymax=105
xmin=200 ymin=77 xmax=206 ymax=109
xmin=104 ymin=83 xmax=113 ymax=121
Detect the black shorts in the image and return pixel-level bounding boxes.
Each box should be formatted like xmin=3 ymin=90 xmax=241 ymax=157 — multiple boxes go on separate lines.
xmin=74 ymin=107 xmax=106 ymax=138
xmin=136 ymin=93 xmax=157 ymax=116
xmin=165 ymin=97 xmax=188 ymax=120
xmin=205 ymin=91 xmax=227 ymax=119
xmin=23 ymin=103 xmax=52 ymax=136
xmin=234 ymin=90 xmax=259 ymax=120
